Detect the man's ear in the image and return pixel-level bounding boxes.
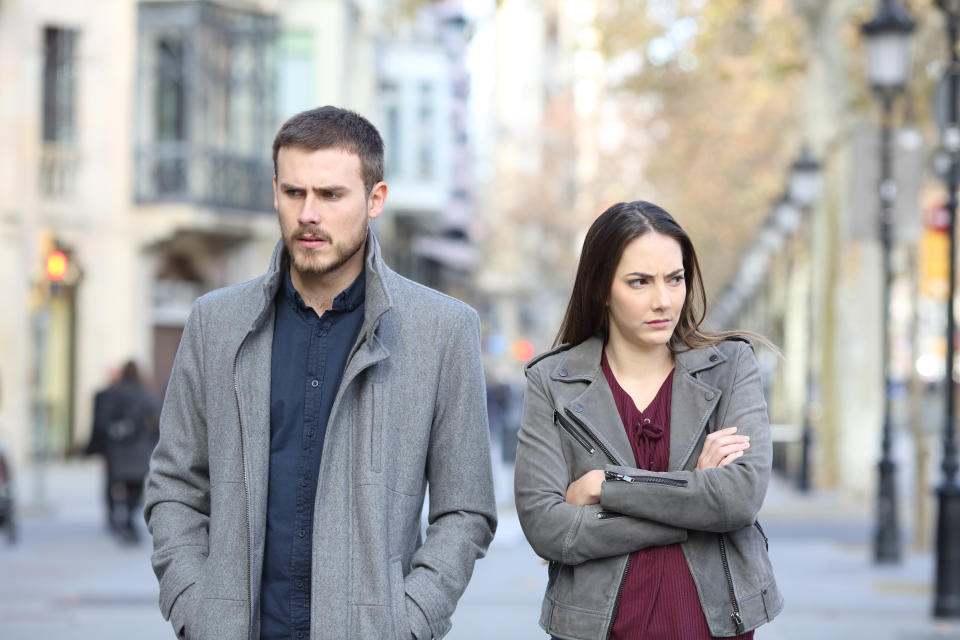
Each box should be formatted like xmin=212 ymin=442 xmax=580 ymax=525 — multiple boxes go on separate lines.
xmin=367 ymin=181 xmax=387 ymax=220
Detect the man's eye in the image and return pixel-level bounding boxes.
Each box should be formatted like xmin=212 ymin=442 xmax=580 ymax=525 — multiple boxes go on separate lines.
xmin=324 ymin=191 xmax=340 ymax=200
xmin=285 ymin=189 xmax=304 ymax=197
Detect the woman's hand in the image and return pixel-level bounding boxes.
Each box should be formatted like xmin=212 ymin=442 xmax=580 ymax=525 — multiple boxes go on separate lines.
xmin=697 ymin=426 xmax=750 ymax=470
xmin=565 ymin=469 xmax=606 ymax=506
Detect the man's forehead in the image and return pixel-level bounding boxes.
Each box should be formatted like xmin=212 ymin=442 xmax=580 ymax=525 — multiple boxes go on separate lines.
xmin=276 ymin=145 xmax=363 ymax=181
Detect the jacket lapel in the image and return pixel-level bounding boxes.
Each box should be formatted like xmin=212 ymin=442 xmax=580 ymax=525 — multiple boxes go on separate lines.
xmin=669 ymin=346 xmax=725 ymax=471
xmin=554 ymin=337 xmax=635 ymax=467
xmin=236 ymin=314 xmax=275 ymax=545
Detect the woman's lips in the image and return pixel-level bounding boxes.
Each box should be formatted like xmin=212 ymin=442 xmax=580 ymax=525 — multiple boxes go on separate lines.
xmin=645 ymin=319 xmax=671 ymax=328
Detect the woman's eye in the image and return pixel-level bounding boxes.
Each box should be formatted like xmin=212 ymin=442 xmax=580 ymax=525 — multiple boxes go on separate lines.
xmin=628 ymin=279 xmax=646 ymax=287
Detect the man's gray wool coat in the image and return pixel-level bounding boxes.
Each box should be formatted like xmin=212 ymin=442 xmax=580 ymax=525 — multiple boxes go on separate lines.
xmin=144 ymin=231 xmax=497 ymax=640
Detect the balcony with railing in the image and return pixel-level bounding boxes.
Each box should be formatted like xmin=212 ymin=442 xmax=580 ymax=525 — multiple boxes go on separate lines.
xmin=134 ymin=1 xmax=276 ymax=213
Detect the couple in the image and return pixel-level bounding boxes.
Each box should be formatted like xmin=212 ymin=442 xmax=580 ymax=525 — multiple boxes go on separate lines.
xmin=144 ymin=106 xmax=782 ymax=639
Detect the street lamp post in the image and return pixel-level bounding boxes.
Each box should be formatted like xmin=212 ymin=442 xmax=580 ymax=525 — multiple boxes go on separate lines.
xmin=787 ymin=148 xmax=823 ymax=493
xmin=935 ymin=0 xmax=960 ymax=619
xmin=861 ymin=0 xmax=915 ymax=565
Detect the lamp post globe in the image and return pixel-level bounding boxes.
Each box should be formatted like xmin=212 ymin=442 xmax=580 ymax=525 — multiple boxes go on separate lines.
xmin=860 ymin=0 xmax=915 ymax=94
xmin=789 ymin=147 xmax=823 ymax=210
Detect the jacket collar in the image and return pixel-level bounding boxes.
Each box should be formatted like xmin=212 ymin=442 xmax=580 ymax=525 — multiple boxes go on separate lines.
xmin=547 ymin=336 xmax=729 ymax=381
xmin=250 ymin=228 xmax=394 ymax=341
xmin=548 ymin=335 xmax=728 ymax=471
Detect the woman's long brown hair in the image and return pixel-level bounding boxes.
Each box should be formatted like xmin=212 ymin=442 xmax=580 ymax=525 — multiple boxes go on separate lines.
xmin=554 ymin=200 xmax=765 ymax=351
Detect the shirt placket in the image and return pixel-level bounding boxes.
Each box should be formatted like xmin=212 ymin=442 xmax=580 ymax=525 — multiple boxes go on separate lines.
xmin=289 ymin=315 xmax=331 ymax=637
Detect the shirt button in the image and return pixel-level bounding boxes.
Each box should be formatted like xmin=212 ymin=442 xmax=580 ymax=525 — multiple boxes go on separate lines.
xmin=297 ymin=632 xmax=304 ymax=639
xmin=311 ymin=379 xmax=319 ymax=388
xmin=558 ymin=368 xmax=568 ymax=377
xmin=298 ymin=529 xmax=306 ymax=538
xmin=572 ymin=404 xmax=583 ymax=413
xmin=296 ymin=579 xmax=303 ymax=588
xmin=643 ymin=418 xmax=651 ymax=424
xmin=709 ymin=354 xmax=719 ymax=362
xmin=706 ymin=392 xmax=715 ymax=400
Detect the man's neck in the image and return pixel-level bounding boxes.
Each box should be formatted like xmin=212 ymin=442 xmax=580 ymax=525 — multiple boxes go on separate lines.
xmin=291 ymin=257 xmax=364 ymax=316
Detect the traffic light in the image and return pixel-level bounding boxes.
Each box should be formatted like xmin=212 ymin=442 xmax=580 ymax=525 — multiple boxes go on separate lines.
xmin=45 ymin=250 xmax=68 ymax=282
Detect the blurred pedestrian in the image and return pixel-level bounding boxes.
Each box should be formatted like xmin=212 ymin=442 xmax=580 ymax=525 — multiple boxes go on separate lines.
xmin=514 ymin=201 xmax=782 ymax=639
xmin=89 ymin=361 xmax=158 ymax=543
xmin=144 ymin=106 xmax=496 ymax=640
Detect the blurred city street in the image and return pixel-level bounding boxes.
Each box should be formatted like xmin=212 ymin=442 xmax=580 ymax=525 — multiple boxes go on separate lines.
xmin=0 ymin=458 xmax=958 ymax=640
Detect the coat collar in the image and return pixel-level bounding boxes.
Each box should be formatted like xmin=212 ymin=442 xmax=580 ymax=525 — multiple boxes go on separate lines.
xmin=546 ymin=336 xmax=728 ymax=471
xmin=251 ymin=228 xmax=394 ymax=341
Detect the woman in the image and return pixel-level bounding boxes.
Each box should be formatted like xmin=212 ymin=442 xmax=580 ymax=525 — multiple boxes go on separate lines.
xmin=514 ymin=201 xmax=782 ymax=640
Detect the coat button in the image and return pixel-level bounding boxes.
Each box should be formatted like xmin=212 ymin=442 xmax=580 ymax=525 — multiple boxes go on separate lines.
xmin=572 ymin=404 xmax=584 ymax=413
xmin=705 ymin=392 xmax=715 ymax=401
xmin=558 ymin=368 xmax=568 ymax=377
xmin=709 ymin=354 xmax=719 ymax=362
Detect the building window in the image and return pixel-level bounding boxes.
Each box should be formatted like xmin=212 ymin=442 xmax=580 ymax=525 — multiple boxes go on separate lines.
xmin=417 ymin=82 xmax=434 ymax=180
xmin=42 ymin=27 xmax=78 ymax=144
xmin=155 ymin=37 xmax=186 ymax=142
xmin=40 ymin=26 xmax=79 ymax=198
xmin=277 ymin=30 xmax=314 ymax=120
xmin=381 ymin=81 xmax=401 ymax=178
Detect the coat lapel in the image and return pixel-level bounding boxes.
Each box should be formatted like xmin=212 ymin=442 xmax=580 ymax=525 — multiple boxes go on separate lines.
xmin=669 ymin=346 xmax=725 ymax=471
xmin=235 ymin=314 xmax=275 ymax=543
xmin=553 ymin=337 xmax=635 ymax=467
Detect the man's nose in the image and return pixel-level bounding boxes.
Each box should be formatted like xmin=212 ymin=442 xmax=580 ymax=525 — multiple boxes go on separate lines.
xmin=298 ymin=193 xmax=321 ymax=226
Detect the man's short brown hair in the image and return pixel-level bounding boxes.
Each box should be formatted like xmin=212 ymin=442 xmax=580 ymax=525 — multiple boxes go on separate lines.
xmin=272 ymin=106 xmax=385 ymax=194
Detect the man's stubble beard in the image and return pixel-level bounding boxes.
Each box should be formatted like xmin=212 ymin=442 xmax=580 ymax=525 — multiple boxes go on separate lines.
xmin=285 ymin=216 xmax=369 ymax=277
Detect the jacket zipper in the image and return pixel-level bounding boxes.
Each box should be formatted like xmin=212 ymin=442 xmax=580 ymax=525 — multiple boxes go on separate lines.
xmin=718 ymin=533 xmax=745 ymax=634
xmin=554 ymin=411 xmax=595 ymax=454
xmin=564 ymin=408 xmax=622 ymax=465
xmin=604 ymin=470 xmax=688 ymax=487
xmin=596 ymin=510 xmax=624 ymax=520
xmin=233 ymin=348 xmax=254 ymax=640
xmin=606 ymin=555 xmax=631 ymax=639
xmin=754 ymin=520 xmax=769 ymax=551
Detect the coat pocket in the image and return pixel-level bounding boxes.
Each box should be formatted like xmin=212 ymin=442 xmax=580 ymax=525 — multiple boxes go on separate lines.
xmin=390 ymin=556 xmax=412 ymax=640
xmin=370 ymin=382 xmax=384 ymax=473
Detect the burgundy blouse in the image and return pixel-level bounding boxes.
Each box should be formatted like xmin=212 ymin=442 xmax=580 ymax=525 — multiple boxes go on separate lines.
xmin=601 ymin=353 xmax=753 ymax=640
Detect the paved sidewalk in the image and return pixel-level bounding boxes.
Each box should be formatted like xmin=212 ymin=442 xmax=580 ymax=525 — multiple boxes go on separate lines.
xmin=1 ymin=460 xmax=960 ymax=639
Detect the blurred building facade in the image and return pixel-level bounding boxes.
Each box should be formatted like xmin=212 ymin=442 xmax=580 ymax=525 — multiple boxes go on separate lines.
xmin=0 ymin=0 xmax=478 ymax=468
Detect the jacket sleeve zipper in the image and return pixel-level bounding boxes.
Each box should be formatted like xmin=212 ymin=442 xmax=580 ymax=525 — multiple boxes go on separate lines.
xmin=563 ymin=408 xmax=620 ymax=464
xmin=596 ymin=510 xmax=624 ymax=520
xmin=718 ymin=533 xmax=745 ymax=634
xmin=604 ymin=470 xmax=688 ymax=487
xmin=554 ymin=411 xmax=595 ymax=455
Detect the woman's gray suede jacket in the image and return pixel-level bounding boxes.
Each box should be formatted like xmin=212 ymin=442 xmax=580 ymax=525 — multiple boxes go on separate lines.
xmin=514 ymin=336 xmax=782 ymax=639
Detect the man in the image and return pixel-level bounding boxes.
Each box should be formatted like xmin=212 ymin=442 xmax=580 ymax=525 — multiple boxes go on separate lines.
xmin=145 ymin=106 xmax=497 ymax=640
xmin=89 ymin=361 xmax=158 ymax=542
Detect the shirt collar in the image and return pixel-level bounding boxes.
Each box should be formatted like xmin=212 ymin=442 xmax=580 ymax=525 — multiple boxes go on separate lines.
xmin=281 ymin=262 xmax=366 ymax=316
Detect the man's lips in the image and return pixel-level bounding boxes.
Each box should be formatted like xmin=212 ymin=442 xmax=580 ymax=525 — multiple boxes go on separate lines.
xmin=296 ymin=233 xmax=330 ymax=247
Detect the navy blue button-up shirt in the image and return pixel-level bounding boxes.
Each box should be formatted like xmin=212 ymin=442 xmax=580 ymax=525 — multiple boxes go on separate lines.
xmin=260 ymin=264 xmax=366 ymax=640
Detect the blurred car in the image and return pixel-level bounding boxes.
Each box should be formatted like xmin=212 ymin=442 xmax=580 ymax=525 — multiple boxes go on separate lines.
xmin=0 ymin=436 xmax=15 ymax=543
